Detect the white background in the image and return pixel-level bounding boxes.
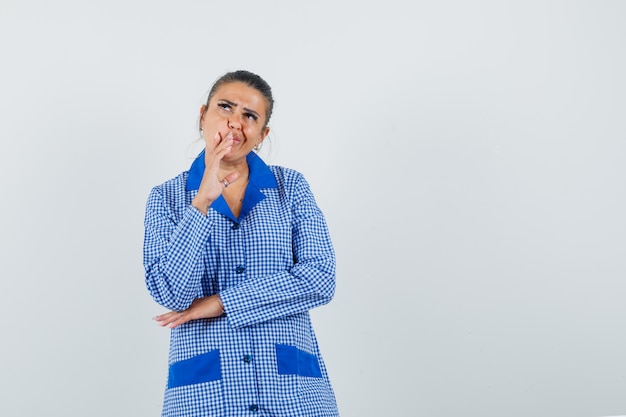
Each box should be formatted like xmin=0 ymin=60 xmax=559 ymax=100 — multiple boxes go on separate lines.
xmin=1 ymin=1 xmax=625 ymax=416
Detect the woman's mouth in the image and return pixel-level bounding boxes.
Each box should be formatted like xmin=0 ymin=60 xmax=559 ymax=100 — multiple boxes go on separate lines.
xmin=229 ymin=133 xmax=243 ymax=144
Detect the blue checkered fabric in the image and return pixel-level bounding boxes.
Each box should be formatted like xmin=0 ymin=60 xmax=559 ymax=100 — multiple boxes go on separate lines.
xmin=144 ymin=152 xmax=339 ymax=417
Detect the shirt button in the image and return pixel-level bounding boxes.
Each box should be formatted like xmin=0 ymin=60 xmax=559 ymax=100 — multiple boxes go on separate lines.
xmin=249 ymin=404 xmax=258 ymax=412
xmin=236 ymin=266 xmax=245 ymax=274
xmin=243 ymin=354 xmax=253 ymax=363
xmin=231 ymin=223 xmax=240 ymax=230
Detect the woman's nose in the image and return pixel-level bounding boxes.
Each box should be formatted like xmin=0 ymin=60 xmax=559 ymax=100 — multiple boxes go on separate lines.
xmin=228 ymin=117 xmax=242 ymax=130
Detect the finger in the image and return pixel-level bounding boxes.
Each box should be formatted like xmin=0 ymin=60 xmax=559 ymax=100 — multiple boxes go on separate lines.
xmin=213 ymin=131 xmax=222 ymax=145
xmin=219 ymin=171 xmax=241 ymax=190
xmin=153 ymin=312 xmax=173 ymax=323
xmin=211 ymin=132 xmax=233 ymax=158
xmin=215 ymin=143 xmax=233 ymax=158
xmin=216 ymin=132 xmax=234 ymax=149
xmin=214 ymin=131 xmax=234 ymax=146
xmin=223 ymin=171 xmax=241 ymax=185
xmin=168 ymin=312 xmax=189 ymax=329
xmin=154 ymin=311 xmax=184 ymax=327
xmin=153 ymin=315 xmax=172 ymax=327
xmin=154 ymin=317 xmax=172 ymax=327
xmin=202 ymin=131 xmax=223 ymax=152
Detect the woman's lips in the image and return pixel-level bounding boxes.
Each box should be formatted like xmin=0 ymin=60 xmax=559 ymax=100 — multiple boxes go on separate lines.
xmin=228 ymin=132 xmax=243 ymax=144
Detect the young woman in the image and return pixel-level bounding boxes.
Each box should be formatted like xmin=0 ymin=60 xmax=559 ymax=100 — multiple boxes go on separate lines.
xmin=144 ymin=70 xmax=339 ymax=416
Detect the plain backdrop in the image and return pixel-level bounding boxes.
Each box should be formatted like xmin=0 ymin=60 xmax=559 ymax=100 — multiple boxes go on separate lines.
xmin=1 ymin=1 xmax=625 ymax=416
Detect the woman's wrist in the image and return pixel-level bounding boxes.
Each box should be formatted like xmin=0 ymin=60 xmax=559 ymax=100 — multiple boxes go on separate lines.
xmin=191 ymin=196 xmax=213 ymax=215
xmin=216 ymin=295 xmax=225 ymax=315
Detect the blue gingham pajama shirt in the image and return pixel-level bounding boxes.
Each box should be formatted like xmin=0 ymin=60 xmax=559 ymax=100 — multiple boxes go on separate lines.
xmin=144 ymin=151 xmax=339 ymax=417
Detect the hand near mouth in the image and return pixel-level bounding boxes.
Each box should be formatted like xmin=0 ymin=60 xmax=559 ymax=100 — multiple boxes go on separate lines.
xmin=191 ymin=131 xmax=242 ymax=215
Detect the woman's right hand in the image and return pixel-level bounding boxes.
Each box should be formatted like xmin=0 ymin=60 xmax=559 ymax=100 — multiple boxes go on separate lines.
xmin=153 ymin=295 xmax=225 ymax=329
xmin=191 ymin=131 xmax=240 ymax=215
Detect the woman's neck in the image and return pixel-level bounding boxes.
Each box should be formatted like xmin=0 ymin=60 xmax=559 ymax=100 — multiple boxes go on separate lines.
xmin=218 ymin=160 xmax=249 ymax=181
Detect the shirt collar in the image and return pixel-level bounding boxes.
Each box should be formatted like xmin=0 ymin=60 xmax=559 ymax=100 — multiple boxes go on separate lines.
xmin=186 ymin=151 xmax=278 ymax=222
xmin=186 ymin=150 xmax=277 ymax=191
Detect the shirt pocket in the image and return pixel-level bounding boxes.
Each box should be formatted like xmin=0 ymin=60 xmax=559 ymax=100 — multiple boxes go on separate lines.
xmin=275 ymin=344 xmax=322 ymax=378
xmin=167 ymin=349 xmax=222 ymax=388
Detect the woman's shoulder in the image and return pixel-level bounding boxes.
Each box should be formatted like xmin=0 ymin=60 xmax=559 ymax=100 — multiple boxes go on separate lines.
xmin=146 ymin=171 xmax=192 ymax=217
xmin=267 ymin=165 xmax=317 ymax=203
xmin=149 ymin=171 xmax=190 ymax=198
xmin=268 ymin=164 xmax=305 ymax=185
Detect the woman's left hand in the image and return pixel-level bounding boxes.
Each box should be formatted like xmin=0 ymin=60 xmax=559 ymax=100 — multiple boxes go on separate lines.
xmin=154 ymin=295 xmax=224 ymax=329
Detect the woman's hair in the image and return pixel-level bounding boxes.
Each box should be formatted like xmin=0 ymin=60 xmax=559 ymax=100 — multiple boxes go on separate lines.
xmin=201 ymin=70 xmax=274 ymax=130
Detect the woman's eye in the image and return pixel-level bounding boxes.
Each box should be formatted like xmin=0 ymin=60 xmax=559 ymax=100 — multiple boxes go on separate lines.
xmin=218 ymin=103 xmax=231 ymax=111
xmin=244 ymin=113 xmax=258 ymax=121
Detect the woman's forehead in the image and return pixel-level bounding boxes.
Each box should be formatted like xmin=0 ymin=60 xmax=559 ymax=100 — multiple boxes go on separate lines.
xmin=211 ymin=82 xmax=269 ymax=120
xmin=214 ymin=82 xmax=264 ymax=102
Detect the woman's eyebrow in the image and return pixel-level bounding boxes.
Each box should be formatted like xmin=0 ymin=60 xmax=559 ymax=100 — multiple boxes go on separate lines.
xmin=218 ymin=99 xmax=237 ymax=107
xmin=218 ymin=99 xmax=259 ymax=117
xmin=243 ymin=107 xmax=260 ymax=117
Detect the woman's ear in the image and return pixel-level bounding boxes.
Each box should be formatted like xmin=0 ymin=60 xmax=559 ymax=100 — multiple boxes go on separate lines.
xmin=198 ymin=105 xmax=208 ymax=131
xmin=259 ymin=126 xmax=270 ymax=144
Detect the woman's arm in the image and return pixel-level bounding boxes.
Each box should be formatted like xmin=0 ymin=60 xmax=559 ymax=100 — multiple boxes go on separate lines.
xmin=144 ymin=131 xmax=238 ymax=312
xmin=220 ymin=172 xmax=336 ymax=329
xmin=148 ymin=171 xmax=336 ymax=329
xmin=143 ymin=184 xmax=215 ymax=312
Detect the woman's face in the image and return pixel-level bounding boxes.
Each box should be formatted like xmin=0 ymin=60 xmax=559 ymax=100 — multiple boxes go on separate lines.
xmin=200 ymin=81 xmax=270 ymax=162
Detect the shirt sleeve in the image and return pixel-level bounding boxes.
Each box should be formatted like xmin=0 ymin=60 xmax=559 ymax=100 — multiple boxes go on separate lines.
xmin=143 ymin=185 xmax=215 ymax=311
xmin=219 ymin=173 xmax=336 ymax=329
